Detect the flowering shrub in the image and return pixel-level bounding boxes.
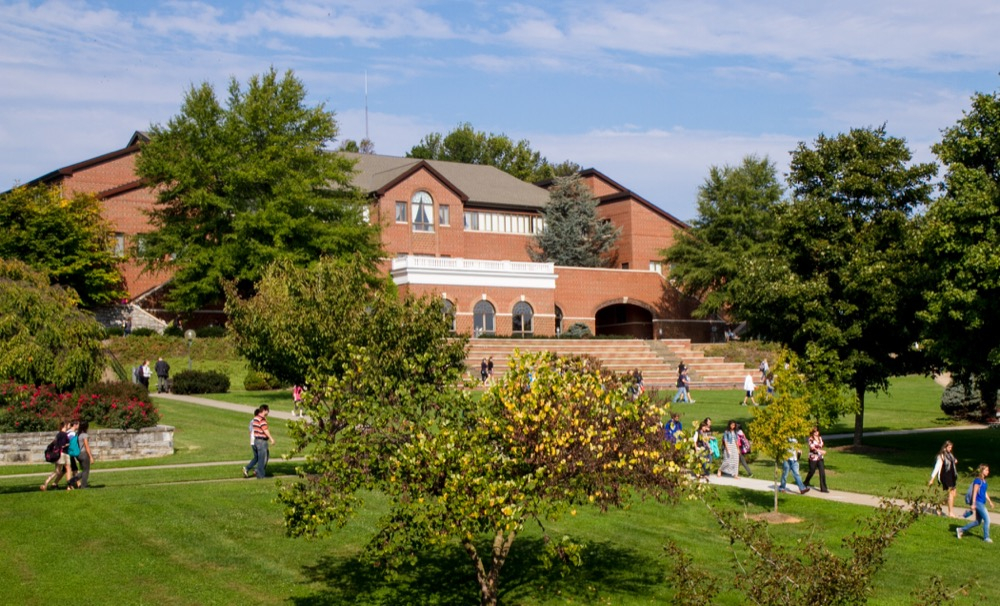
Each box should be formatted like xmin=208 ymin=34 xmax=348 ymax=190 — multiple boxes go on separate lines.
xmin=0 ymin=383 xmax=74 ymax=432
xmin=0 ymin=380 xmax=160 ymax=433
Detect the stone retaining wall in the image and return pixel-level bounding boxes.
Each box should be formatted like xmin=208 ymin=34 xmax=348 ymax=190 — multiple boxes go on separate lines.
xmin=0 ymin=425 xmax=174 ymax=465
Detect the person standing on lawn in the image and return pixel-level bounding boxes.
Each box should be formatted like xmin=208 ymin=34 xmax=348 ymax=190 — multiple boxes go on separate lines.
xmin=155 ymin=357 xmax=170 ymax=393
xmin=139 ymin=359 xmax=152 ymax=389
xmin=929 ymin=440 xmax=959 ymax=517
xmin=957 ymin=464 xmax=994 ymax=542
xmin=250 ymin=405 xmax=275 ymax=479
xmin=718 ymin=420 xmax=740 ymax=478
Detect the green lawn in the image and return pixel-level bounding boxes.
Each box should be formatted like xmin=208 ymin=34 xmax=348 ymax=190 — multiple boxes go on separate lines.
xmin=0 ymin=479 xmax=993 ymax=605
xmin=2 ymin=374 xmax=996 ymax=603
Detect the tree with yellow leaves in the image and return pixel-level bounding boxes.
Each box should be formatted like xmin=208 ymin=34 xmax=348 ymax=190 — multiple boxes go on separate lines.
xmin=749 ymin=350 xmax=816 ymax=513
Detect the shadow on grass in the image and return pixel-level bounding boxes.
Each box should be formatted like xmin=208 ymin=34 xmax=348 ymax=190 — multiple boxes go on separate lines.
xmin=292 ymin=537 xmax=663 ymax=605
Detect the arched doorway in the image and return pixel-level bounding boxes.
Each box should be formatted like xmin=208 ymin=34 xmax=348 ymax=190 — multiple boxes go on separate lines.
xmin=595 ymin=303 xmax=654 ymax=339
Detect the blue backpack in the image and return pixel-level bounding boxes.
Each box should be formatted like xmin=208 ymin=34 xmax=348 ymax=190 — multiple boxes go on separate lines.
xmin=965 ymin=481 xmax=976 ymax=506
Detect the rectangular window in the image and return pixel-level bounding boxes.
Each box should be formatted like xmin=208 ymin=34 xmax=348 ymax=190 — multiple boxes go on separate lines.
xmin=113 ymin=233 xmax=125 ymax=257
xmin=438 ymin=204 xmax=450 ymax=226
xmin=649 ymin=261 xmax=663 ymax=274
xmin=621 ymin=262 xmax=629 ymax=270
xmin=395 ymin=201 xmax=407 ymax=223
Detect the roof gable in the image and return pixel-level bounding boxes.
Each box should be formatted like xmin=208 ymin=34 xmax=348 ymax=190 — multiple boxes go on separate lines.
xmin=343 ymin=152 xmax=550 ymax=210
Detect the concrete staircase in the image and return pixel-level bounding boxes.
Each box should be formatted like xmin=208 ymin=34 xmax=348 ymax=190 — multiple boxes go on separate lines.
xmin=465 ymin=338 xmax=749 ymax=390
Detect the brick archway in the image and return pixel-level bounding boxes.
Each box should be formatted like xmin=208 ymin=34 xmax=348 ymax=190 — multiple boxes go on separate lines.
xmin=594 ymin=298 xmax=655 ymax=339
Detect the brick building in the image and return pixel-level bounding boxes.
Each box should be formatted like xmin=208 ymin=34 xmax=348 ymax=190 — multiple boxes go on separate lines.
xmin=22 ymin=133 xmax=715 ymax=340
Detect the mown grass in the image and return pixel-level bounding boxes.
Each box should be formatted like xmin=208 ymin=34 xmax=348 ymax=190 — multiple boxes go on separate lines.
xmin=3 ymin=372 xmax=996 ymax=603
xmin=0 ymin=479 xmax=993 ymax=605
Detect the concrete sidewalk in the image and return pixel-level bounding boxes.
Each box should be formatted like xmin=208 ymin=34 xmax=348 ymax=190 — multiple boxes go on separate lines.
xmin=704 ymin=472 xmax=997 ymax=525
xmin=154 ymin=392 xmax=300 ymax=421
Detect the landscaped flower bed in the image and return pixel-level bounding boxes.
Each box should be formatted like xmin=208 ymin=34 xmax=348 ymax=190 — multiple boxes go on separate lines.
xmin=0 ymin=381 xmax=160 ymax=433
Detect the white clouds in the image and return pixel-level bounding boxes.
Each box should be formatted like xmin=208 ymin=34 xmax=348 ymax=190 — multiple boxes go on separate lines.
xmin=0 ymin=0 xmax=994 ymax=210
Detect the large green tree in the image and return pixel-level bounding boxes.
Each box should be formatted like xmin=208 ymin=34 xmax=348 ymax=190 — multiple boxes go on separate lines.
xmin=407 ymin=122 xmax=579 ymax=182
xmin=0 ymin=184 xmax=125 ymax=308
xmin=529 ymin=174 xmax=621 ymax=267
xmin=227 ymin=258 xmax=691 ymax=606
xmin=136 ymin=68 xmax=380 ymax=312
xmin=662 ymin=155 xmax=783 ymax=317
xmin=737 ymin=126 xmax=936 ymax=445
xmin=918 ymin=89 xmax=1000 ymax=415
xmin=0 ymin=259 xmax=105 ymax=390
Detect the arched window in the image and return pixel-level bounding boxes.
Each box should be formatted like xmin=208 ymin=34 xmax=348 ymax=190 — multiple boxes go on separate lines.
xmin=442 ymin=299 xmax=456 ymax=333
xmin=555 ymin=305 xmax=563 ymax=335
xmin=411 ymin=191 xmax=433 ymax=232
xmin=473 ymin=300 xmax=495 ymax=336
xmin=512 ymin=301 xmax=533 ymax=335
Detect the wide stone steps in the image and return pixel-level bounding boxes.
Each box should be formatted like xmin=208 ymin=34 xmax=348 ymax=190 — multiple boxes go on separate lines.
xmin=465 ymin=338 xmax=750 ymax=389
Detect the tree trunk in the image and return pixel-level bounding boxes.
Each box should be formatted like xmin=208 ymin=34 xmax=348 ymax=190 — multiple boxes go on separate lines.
xmin=853 ymin=388 xmax=866 ymax=447
xmin=464 ymin=529 xmax=518 ymax=606
xmin=773 ymin=461 xmax=780 ymax=513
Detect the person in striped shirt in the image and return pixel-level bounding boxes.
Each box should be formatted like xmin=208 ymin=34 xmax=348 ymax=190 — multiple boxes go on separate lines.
xmin=250 ymin=405 xmax=275 ymax=479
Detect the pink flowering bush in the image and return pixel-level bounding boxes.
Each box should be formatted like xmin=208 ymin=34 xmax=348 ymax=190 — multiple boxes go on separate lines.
xmin=0 ymin=380 xmax=160 ymax=433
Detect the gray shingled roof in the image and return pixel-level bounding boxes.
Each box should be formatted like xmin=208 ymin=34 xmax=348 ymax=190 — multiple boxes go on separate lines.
xmin=341 ymin=152 xmax=551 ymax=210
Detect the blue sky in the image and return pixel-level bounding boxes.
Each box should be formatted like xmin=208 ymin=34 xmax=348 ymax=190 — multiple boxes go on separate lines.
xmin=2 ymin=1 xmax=999 ymax=221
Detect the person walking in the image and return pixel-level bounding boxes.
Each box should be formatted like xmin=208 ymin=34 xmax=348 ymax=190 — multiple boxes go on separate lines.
xmin=40 ymin=421 xmax=72 ymax=491
xmin=929 ymin=440 xmax=959 ymax=517
xmin=778 ymin=438 xmax=811 ymax=495
xmin=243 ymin=408 xmax=260 ymax=478
xmin=487 ymin=356 xmax=495 ymax=384
xmin=957 ymin=464 xmax=994 ymax=542
xmin=249 ymin=405 xmax=275 ymax=479
xmin=69 ymin=421 xmax=94 ymax=489
xmin=741 ymin=374 xmax=757 ymax=406
xmin=155 ymin=357 xmax=170 ymax=393
xmin=736 ymin=423 xmax=753 ymax=477
xmin=803 ymin=426 xmax=829 ymax=493
xmin=672 ymin=372 xmax=688 ymax=404
xmin=718 ymin=420 xmax=740 ymax=478
xmin=480 ymin=358 xmax=489 ymax=386
xmin=292 ymin=385 xmax=305 ymax=418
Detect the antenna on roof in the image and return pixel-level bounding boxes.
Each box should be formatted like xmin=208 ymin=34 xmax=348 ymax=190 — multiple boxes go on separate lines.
xmin=364 ymin=70 xmax=369 ymax=142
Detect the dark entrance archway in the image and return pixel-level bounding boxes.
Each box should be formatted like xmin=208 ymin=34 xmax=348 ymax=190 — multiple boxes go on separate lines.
xmin=595 ymin=303 xmax=654 ymax=339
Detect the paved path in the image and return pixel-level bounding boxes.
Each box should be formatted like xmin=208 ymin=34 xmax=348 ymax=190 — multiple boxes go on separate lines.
xmin=705 ymin=472 xmax=997 ymax=526
xmin=154 ymin=392 xmax=300 ymax=420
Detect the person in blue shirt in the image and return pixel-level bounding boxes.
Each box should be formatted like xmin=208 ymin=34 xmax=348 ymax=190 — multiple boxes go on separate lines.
xmin=957 ymin=464 xmax=995 ymax=542
xmin=665 ymin=412 xmax=683 ymax=443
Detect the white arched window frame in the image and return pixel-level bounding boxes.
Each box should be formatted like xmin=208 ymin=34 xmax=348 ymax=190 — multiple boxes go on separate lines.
xmin=512 ymin=301 xmax=534 ymax=334
xmin=473 ymin=300 xmax=496 ymax=336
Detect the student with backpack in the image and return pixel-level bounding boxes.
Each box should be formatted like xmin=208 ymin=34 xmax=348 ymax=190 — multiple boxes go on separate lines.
xmin=957 ymin=464 xmax=994 ymax=542
xmin=40 ymin=421 xmax=72 ymax=491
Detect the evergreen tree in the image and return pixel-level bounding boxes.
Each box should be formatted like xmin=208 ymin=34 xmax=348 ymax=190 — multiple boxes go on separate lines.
xmin=529 ymin=174 xmax=620 ymax=267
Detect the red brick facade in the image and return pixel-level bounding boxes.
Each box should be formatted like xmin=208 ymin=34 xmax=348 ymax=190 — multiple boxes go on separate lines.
xmin=23 ymin=133 xmax=711 ymax=339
